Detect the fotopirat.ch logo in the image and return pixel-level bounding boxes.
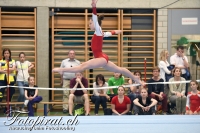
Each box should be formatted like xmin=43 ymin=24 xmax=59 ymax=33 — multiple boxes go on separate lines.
xmin=3 ymin=110 xmax=79 ymax=131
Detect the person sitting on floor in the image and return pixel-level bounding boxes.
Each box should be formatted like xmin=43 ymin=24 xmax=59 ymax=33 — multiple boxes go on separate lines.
xmin=185 ymin=80 xmax=200 ymax=115
xmin=91 ymin=74 xmax=110 ymax=115
xmin=148 ymin=66 xmax=168 ymax=114
xmin=133 ymin=88 xmax=157 ymax=115
xmin=24 ymin=76 xmax=42 ymax=116
xmin=111 ymin=86 xmax=131 ymax=115
xmin=68 ymin=72 xmax=90 ymax=116
xmin=127 ymin=70 xmax=144 ymax=113
xmin=169 ymin=67 xmax=186 ymax=115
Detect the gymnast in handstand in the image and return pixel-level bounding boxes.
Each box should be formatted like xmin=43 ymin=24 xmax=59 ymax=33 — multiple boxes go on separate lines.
xmin=53 ymin=0 xmax=144 ymax=85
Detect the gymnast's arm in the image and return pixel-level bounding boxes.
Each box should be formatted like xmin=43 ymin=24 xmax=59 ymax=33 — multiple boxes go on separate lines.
xmin=103 ymin=30 xmax=122 ymax=37
xmin=186 ymin=94 xmax=190 ymax=111
xmin=92 ymin=2 xmax=103 ymax=36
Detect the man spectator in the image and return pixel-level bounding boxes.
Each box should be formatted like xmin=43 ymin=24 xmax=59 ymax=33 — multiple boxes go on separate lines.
xmin=60 ymin=50 xmax=80 ymax=113
xmin=68 ymin=72 xmax=90 ymax=116
xmin=148 ymin=66 xmax=168 ymax=114
xmin=170 ymin=45 xmax=189 ymax=95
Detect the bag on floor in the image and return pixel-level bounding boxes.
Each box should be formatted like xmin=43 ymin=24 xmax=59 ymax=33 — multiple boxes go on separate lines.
xmin=104 ymin=108 xmax=112 ymax=115
xmin=73 ymin=104 xmax=85 ymax=116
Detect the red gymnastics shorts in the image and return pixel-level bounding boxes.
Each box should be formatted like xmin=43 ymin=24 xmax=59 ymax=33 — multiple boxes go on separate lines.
xmin=93 ymin=52 xmax=109 ymax=63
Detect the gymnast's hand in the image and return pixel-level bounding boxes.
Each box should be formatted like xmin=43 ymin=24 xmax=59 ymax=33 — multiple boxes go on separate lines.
xmin=91 ymin=0 xmax=98 ymax=7
xmin=114 ymin=30 xmax=122 ymax=34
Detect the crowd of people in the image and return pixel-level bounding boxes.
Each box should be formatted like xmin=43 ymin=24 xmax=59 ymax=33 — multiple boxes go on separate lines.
xmin=0 ymin=45 xmax=199 ymax=116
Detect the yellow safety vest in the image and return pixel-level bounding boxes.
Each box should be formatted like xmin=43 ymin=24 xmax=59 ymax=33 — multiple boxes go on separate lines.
xmin=0 ymin=59 xmax=16 ymax=84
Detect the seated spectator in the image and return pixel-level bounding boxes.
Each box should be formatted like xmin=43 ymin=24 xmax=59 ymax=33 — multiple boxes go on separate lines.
xmin=148 ymin=66 xmax=168 ymax=114
xmin=68 ymin=72 xmax=90 ymax=116
xmin=133 ymin=88 xmax=157 ymax=115
xmin=127 ymin=70 xmax=144 ymax=112
xmin=169 ymin=67 xmax=186 ymax=115
xmin=185 ymin=80 xmax=200 ymax=115
xmin=111 ymin=86 xmax=131 ymax=115
xmin=24 ymin=76 xmax=42 ymax=116
xmin=107 ymin=73 xmax=125 ymax=100
xmin=91 ymin=74 xmax=110 ymax=115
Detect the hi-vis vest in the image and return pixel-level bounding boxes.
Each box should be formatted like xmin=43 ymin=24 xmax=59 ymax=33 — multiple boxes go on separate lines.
xmin=0 ymin=59 xmax=16 ymax=84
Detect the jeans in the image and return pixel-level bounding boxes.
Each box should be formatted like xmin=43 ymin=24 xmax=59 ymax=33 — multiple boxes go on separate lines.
xmin=133 ymin=105 xmax=156 ymax=115
xmin=91 ymin=95 xmax=107 ymax=114
xmin=28 ymin=96 xmax=43 ymax=116
xmin=128 ymin=93 xmax=140 ymax=111
xmin=149 ymin=93 xmax=168 ymax=112
xmin=169 ymin=95 xmax=186 ymax=114
xmin=17 ymin=81 xmax=26 ymax=107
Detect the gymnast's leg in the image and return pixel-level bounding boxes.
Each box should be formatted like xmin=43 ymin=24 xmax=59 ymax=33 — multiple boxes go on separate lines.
xmin=103 ymin=61 xmax=142 ymax=84
xmin=53 ymin=58 xmax=107 ymax=73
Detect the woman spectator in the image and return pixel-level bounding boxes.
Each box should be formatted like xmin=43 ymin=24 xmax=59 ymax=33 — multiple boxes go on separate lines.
xmin=158 ymin=50 xmax=173 ymax=95
xmin=24 ymin=76 xmax=42 ymax=116
xmin=0 ymin=48 xmax=16 ymax=104
xmin=133 ymin=88 xmax=157 ymax=115
xmin=16 ymin=52 xmax=34 ymax=111
xmin=158 ymin=50 xmax=171 ymax=82
xmin=111 ymin=86 xmax=131 ymax=115
xmin=185 ymin=80 xmax=200 ymax=115
xmin=127 ymin=70 xmax=144 ymax=113
xmin=169 ymin=67 xmax=186 ymax=115
xmin=91 ymin=74 xmax=110 ymax=115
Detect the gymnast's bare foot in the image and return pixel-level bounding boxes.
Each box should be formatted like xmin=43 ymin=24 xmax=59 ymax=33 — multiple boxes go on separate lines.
xmin=52 ymin=68 xmax=63 ymax=74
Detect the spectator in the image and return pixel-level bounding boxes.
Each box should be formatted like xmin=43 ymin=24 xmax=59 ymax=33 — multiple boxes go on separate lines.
xmin=133 ymin=88 xmax=157 ymax=115
xmin=91 ymin=74 xmax=110 ymax=115
xmin=111 ymin=86 xmax=131 ymax=115
xmin=169 ymin=67 xmax=186 ymax=115
xmin=107 ymin=73 xmax=125 ymax=100
xmin=148 ymin=66 xmax=168 ymax=114
xmin=170 ymin=45 xmax=190 ymax=95
xmin=24 ymin=76 xmax=42 ymax=116
xmin=0 ymin=48 xmax=16 ymax=104
xmin=68 ymin=72 xmax=90 ymax=116
xmin=185 ymin=80 xmax=200 ymax=115
xmin=16 ymin=52 xmax=34 ymax=111
xmin=127 ymin=70 xmax=144 ymax=112
xmin=60 ymin=50 xmax=80 ymax=113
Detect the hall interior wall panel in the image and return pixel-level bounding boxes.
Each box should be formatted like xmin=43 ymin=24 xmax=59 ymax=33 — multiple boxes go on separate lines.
xmin=0 ymin=7 xmax=37 ymax=101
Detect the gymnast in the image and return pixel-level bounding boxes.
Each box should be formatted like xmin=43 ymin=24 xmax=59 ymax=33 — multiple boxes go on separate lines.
xmin=185 ymin=80 xmax=200 ymax=115
xmin=52 ymin=0 xmax=144 ymax=85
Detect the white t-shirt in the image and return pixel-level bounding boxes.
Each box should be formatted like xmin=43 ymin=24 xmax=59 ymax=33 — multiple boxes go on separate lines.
xmin=16 ymin=61 xmax=32 ymax=81
xmin=93 ymin=82 xmax=108 ymax=96
xmin=158 ymin=60 xmax=171 ymax=82
xmin=170 ymin=53 xmax=188 ymax=74
xmin=60 ymin=58 xmax=80 ymax=79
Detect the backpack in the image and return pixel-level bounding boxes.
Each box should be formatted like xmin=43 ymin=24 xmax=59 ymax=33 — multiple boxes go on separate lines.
xmin=104 ymin=108 xmax=112 ymax=115
xmin=73 ymin=104 xmax=85 ymax=116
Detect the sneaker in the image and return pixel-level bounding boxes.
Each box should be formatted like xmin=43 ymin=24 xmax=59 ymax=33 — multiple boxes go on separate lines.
xmin=63 ymin=109 xmax=68 ymax=114
xmin=68 ymin=114 xmax=73 ymax=116
xmin=24 ymin=100 xmax=29 ymax=106
xmin=21 ymin=108 xmax=26 ymax=112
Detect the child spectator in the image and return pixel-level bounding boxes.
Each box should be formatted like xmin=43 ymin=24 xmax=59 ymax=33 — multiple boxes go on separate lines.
xmin=24 ymin=76 xmax=42 ymax=116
